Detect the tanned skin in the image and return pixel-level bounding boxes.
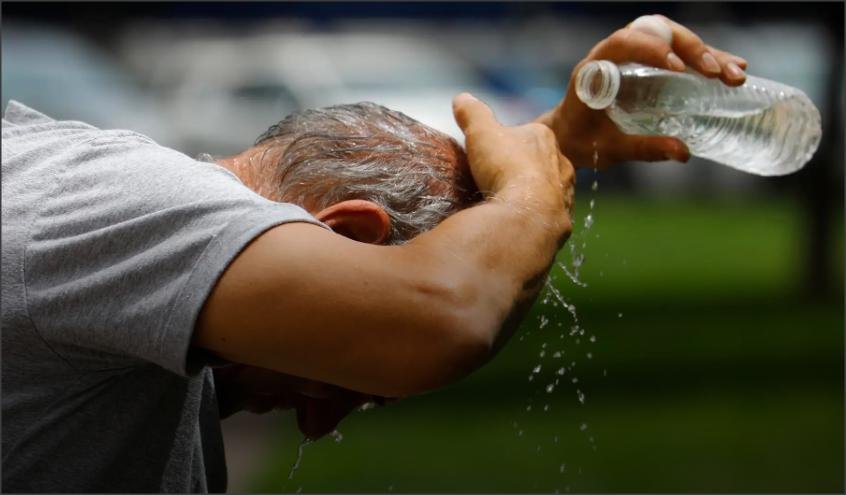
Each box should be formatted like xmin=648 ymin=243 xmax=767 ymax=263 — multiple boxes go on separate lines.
xmin=193 ymin=15 xmax=748 ymax=437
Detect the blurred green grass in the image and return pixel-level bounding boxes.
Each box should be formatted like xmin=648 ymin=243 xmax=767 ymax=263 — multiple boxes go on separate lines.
xmin=245 ymin=195 xmax=844 ymax=493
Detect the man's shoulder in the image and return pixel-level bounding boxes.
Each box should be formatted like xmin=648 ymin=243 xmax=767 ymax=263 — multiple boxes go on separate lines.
xmin=3 ymin=100 xmax=56 ymax=126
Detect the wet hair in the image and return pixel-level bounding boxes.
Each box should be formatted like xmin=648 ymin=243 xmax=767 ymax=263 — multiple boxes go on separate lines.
xmin=253 ymin=102 xmax=479 ymax=244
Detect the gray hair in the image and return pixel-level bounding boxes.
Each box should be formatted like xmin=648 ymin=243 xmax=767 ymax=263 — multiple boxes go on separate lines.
xmin=253 ymin=102 xmax=478 ymax=244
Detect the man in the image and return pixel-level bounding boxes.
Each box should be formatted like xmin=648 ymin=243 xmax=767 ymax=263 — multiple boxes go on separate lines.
xmin=1 ymin=15 xmax=746 ymax=492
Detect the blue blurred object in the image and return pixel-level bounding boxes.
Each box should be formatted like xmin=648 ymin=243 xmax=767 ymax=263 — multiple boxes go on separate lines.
xmin=2 ymin=24 xmax=173 ymax=146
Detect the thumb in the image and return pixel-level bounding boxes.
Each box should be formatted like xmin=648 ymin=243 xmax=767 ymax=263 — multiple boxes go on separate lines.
xmin=452 ymin=92 xmax=499 ymax=135
xmin=619 ymin=135 xmax=690 ymax=162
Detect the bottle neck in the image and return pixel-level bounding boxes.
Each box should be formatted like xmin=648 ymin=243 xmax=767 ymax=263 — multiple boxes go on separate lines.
xmin=575 ymin=60 xmax=621 ymax=110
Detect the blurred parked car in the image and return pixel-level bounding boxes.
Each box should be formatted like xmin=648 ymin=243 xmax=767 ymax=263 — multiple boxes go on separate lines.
xmin=119 ymin=30 xmax=534 ymax=156
xmin=2 ymin=24 xmax=175 ymax=148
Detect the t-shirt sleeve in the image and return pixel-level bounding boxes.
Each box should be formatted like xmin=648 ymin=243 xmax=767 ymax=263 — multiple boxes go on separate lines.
xmin=24 ymin=133 xmax=329 ymax=376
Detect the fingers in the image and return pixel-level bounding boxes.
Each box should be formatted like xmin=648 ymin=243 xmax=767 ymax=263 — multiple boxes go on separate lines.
xmin=654 ymin=15 xmax=748 ymax=83
xmin=620 ymin=14 xmax=748 ymax=85
xmin=296 ymin=392 xmax=368 ymax=440
xmin=654 ymin=16 xmax=722 ymax=76
xmin=592 ymin=28 xmax=683 ymax=72
xmin=452 ymin=92 xmax=499 ymax=135
xmin=707 ymin=45 xmax=747 ymax=86
xmin=629 ymin=14 xmax=673 ymax=44
xmin=558 ymin=151 xmax=576 ymax=212
xmin=615 ymin=135 xmax=690 ymax=163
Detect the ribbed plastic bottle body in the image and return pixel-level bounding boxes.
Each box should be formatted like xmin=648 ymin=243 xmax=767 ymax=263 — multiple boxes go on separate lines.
xmin=594 ymin=63 xmax=822 ymax=176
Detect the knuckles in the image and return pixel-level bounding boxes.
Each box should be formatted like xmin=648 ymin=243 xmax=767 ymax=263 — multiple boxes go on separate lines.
xmin=523 ymin=122 xmax=558 ymax=146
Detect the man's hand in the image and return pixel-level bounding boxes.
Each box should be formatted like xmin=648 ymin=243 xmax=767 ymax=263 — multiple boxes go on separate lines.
xmin=454 ymin=92 xmax=574 ymax=225
xmin=538 ymin=14 xmax=749 ymax=169
xmin=213 ymin=363 xmax=381 ymax=440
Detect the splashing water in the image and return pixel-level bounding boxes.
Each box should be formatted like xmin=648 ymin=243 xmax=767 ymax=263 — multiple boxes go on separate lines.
xmin=521 ymin=163 xmax=606 ymax=493
xmin=288 ymin=438 xmax=311 ymax=480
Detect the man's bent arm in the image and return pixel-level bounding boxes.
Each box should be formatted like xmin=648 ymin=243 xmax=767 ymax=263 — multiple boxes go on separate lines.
xmin=194 ymin=95 xmax=573 ymax=398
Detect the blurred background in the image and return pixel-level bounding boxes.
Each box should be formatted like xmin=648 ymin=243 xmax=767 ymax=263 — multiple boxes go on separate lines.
xmin=3 ymin=1 xmax=843 ymax=492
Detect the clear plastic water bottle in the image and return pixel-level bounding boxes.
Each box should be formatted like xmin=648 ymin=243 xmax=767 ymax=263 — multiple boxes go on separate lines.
xmin=575 ymin=60 xmax=822 ymax=176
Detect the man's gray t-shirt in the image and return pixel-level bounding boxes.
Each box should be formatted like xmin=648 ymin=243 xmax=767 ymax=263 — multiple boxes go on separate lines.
xmin=1 ymin=101 xmax=325 ymax=492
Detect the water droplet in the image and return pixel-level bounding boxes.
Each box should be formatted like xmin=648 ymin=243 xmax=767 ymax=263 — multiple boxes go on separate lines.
xmin=388 ymin=486 xmax=394 ymax=493
xmin=553 ymin=435 xmax=559 ymax=444
xmin=557 ymin=367 xmax=566 ymax=375
xmin=588 ymin=436 xmax=595 ymax=443
xmin=539 ymin=315 xmax=549 ymax=329
xmin=589 ymin=199 xmax=595 ymax=209
xmin=546 ymin=384 xmax=555 ymax=393
xmin=330 ymin=430 xmax=344 ymax=443
xmin=543 ymin=404 xmax=550 ymax=412
xmin=583 ymin=214 xmax=594 ymax=229
xmin=603 ymin=368 xmax=608 ymax=377
xmin=617 ymin=312 xmax=623 ymax=318
xmin=539 ymin=350 xmax=546 ymax=358
xmin=296 ymin=486 xmax=303 ymax=493
xmin=571 ymin=377 xmax=579 ymax=384
xmin=553 ymin=351 xmax=562 ymax=359
xmin=560 ymin=463 xmax=567 ymax=473
xmin=572 ymin=253 xmax=585 ymax=269
xmin=589 ymin=335 xmax=596 ymax=343
xmin=586 ymin=352 xmax=593 ymax=360
xmin=518 ymin=429 xmax=524 ymax=437
xmin=577 ymin=390 xmax=586 ymax=404
xmin=528 ymin=375 xmax=534 ymax=382
xmin=579 ymin=423 xmax=588 ymax=431
xmin=526 ymin=405 xmax=532 ymax=412
xmin=541 ymin=342 xmax=547 ymax=349
xmin=591 ymin=180 xmax=599 ymax=192
xmin=533 ymin=365 xmax=542 ymax=374
xmin=536 ymin=445 xmax=542 ymax=452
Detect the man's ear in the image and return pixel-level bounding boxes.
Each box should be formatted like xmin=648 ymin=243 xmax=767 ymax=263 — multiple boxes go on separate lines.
xmin=314 ymin=200 xmax=392 ymax=245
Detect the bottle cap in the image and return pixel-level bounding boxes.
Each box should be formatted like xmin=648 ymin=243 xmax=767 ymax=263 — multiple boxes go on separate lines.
xmin=575 ymin=60 xmax=621 ymax=110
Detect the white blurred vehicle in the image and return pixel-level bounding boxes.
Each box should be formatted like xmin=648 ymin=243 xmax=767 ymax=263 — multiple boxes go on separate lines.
xmin=120 ymin=30 xmax=533 ymax=156
xmin=2 ymin=24 xmax=175 ymax=148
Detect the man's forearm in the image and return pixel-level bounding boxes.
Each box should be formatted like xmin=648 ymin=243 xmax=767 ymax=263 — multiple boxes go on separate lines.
xmin=404 ymin=181 xmax=570 ymax=358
